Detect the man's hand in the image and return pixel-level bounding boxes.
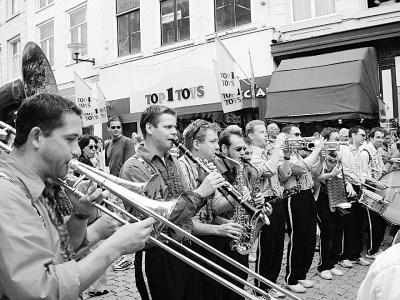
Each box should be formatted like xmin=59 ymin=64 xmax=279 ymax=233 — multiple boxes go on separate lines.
xmin=87 ymin=214 xmax=121 ymax=242
xmin=346 ymin=182 xmax=357 ymax=197
xmin=107 ymin=217 xmax=156 ymax=256
xmin=253 ymin=192 xmax=265 ymax=207
xmin=64 ymin=179 xmax=104 ymax=216
xmin=275 ymin=133 xmax=291 ymax=157
xmin=330 ymin=164 xmax=342 ymax=177
xmin=195 ymin=172 xmax=226 ymax=197
xmin=374 ymin=181 xmax=387 ymax=190
xmin=215 ymin=223 xmax=243 ymax=239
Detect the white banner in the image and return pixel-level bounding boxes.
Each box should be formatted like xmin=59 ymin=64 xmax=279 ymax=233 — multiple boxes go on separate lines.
xmin=213 ymin=59 xmax=243 ymax=113
xmin=74 ymin=72 xmax=102 ymax=127
xmin=96 ymin=82 xmax=109 ymax=123
xmin=214 ymin=37 xmax=243 ymax=113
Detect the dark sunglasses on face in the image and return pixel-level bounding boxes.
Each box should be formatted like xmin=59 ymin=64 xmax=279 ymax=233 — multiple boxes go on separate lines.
xmin=88 ymin=145 xmax=98 ymax=150
xmin=294 ymin=133 xmax=301 ymax=137
xmin=111 ymin=126 xmax=121 ymax=130
xmin=234 ymin=146 xmax=246 ymax=152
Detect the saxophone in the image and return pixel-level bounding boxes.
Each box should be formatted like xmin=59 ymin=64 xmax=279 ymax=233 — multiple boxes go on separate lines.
xmin=227 ymin=156 xmax=266 ymax=255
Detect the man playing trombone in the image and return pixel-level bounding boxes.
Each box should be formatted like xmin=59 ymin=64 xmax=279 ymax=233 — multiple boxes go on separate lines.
xmin=120 ymin=105 xmax=226 ymax=300
xmin=0 ymin=93 xmax=155 ymax=300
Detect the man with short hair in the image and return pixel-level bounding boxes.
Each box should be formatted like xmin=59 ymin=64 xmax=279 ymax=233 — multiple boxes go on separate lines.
xmin=246 ymin=120 xmax=291 ymax=299
xmin=120 ymin=105 xmax=225 ymax=300
xmin=105 ymin=116 xmax=135 ymax=177
xmin=339 ymin=125 xmax=370 ymax=268
xmin=267 ymin=123 xmax=280 ymax=140
xmin=0 ymin=93 xmax=154 ymax=299
xmin=361 ymin=127 xmax=388 ymax=259
xmin=280 ymin=124 xmax=323 ymax=293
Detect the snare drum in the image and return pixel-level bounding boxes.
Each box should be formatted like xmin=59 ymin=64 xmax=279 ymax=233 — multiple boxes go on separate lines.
xmin=378 ymin=170 xmax=400 ymax=225
xmin=360 ymin=189 xmax=384 ymax=214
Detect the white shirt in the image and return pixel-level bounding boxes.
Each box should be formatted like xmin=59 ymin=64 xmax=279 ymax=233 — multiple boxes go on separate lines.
xmin=358 ymin=244 xmax=400 ymax=300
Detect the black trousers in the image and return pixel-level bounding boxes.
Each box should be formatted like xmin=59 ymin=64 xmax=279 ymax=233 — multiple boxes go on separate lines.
xmin=366 ymin=209 xmax=387 ymax=255
xmin=213 ymin=236 xmax=249 ymax=300
xmin=135 ymin=244 xmax=202 ymax=300
xmin=284 ymin=189 xmax=317 ymax=285
xmin=255 ymin=199 xmax=285 ymax=292
xmin=190 ymin=235 xmax=223 ymax=300
xmin=316 ymin=187 xmax=342 ymax=272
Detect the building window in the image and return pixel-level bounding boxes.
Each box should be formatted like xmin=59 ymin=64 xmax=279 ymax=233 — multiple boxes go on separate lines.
xmin=38 ymin=0 xmax=53 ymax=9
xmin=7 ymin=0 xmax=18 ymax=17
xmin=69 ymin=5 xmax=87 ymax=56
xmin=160 ymin=0 xmax=190 ymax=45
xmin=292 ymin=0 xmax=335 ymax=21
xmin=38 ymin=20 xmax=54 ymax=66
xmin=10 ymin=38 xmax=20 ymax=79
xmin=215 ymin=0 xmax=251 ymax=32
xmin=117 ymin=0 xmax=140 ymax=57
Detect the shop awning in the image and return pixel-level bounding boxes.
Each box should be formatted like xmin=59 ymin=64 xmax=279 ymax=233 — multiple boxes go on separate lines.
xmin=266 ymin=47 xmax=380 ymax=122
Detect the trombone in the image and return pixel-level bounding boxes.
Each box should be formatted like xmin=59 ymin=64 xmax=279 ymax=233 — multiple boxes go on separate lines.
xmin=60 ymin=160 xmax=303 ymax=300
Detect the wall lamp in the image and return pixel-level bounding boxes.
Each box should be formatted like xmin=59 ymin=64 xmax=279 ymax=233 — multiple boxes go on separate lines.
xmin=67 ymin=42 xmax=95 ymax=65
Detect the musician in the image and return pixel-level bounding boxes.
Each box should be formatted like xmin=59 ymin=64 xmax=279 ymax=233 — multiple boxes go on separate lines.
xmin=338 ymin=125 xmax=370 ymax=267
xmin=244 ymin=120 xmax=290 ymax=298
xmin=0 ymin=93 xmax=155 ymax=299
xmin=360 ymin=127 xmax=387 ymax=259
xmin=104 ymin=116 xmax=135 ymax=177
xmin=178 ymin=119 xmax=241 ymax=300
xmin=281 ymin=124 xmax=324 ymax=293
xmin=314 ymin=127 xmax=344 ymax=280
xmin=119 ymin=105 xmax=226 ymax=300
xmin=214 ymin=126 xmax=260 ymax=300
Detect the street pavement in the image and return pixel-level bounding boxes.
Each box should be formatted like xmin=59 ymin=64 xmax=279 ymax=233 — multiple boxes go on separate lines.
xmin=83 ymin=232 xmax=394 ymax=300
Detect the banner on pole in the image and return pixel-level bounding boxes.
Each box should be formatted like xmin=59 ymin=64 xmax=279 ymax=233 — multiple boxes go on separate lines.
xmin=214 ymin=37 xmax=243 ymax=113
xmin=96 ymin=82 xmax=109 ymax=123
xmin=213 ymin=59 xmax=243 ymax=113
xmin=74 ymin=72 xmax=107 ymax=127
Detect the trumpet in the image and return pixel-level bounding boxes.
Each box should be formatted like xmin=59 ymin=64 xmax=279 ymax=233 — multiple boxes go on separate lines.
xmin=0 ymin=120 xmax=16 ymax=153
xmin=60 ymin=160 xmax=302 ymax=300
xmin=267 ymin=138 xmax=347 ymax=151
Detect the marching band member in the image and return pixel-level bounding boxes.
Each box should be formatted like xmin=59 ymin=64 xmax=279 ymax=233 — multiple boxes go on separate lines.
xmin=0 ymin=93 xmax=155 ymax=299
xmin=360 ymin=127 xmax=388 ymax=260
xmin=214 ymin=126 xmax=257 ymax=300
xmin=119 ymin=105 xmax=225 ymax=300
xmin=280 ymin=124 xmax=324 ymax=293
xmin=339 ymin=125 xmax=370 ymax=268
xmin=178 ymin=119 xmax=240 ymax=300
xmin=245 ymin=120 xmax=291 ymax=299
xmin=314 ymin=128 xmax=344 ymax=280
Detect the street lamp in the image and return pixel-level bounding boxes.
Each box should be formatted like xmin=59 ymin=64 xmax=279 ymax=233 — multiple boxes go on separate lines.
xmin=67 ymin=42 xmax=95 ymax=65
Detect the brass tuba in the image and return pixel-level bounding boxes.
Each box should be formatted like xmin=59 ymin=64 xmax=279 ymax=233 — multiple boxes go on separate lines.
xmin=0 ymin=41 xmax=57 ymax=128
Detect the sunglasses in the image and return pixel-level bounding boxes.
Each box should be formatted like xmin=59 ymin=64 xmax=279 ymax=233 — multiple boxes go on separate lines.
xmin=294 ymin=133 xmax=301 ymax=137
xmin=233 ymin=146 xmax=246 ymax=152
xmin=111 ymin=126 xmax=121 ymax=130
xmin=88 ymin=145 xmax=98 ymax=150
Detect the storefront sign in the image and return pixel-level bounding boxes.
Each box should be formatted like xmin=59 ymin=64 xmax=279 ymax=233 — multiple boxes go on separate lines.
xmin=145 ymin=85 xmax=205 ymax=105
xmin=242 ymin=87 xmax=267 ymax=99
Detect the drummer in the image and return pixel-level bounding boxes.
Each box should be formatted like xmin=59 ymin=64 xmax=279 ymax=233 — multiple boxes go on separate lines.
xmin=360 ymin=127 xmax=388 ymax=260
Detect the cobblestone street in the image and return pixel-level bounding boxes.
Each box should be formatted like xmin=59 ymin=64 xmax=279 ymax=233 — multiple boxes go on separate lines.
xmin=83 ymin=232 xmax=394 ymax=300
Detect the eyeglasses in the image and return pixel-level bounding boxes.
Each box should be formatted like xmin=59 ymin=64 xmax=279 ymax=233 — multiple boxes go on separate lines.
xmin=294 ymin=132 xmax=301 ymax=137
xmin=233 ymin=146 xmax=246 ymax=152
xmin=110 ymin=126 xmax=121 ymax=130
xmin=88 ymin=145 xmax=98 ymax=150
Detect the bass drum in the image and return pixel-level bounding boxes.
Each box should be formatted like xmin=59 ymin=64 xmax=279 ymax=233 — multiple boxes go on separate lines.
xmin=378 ymin=169 xmax=400 ymax=225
